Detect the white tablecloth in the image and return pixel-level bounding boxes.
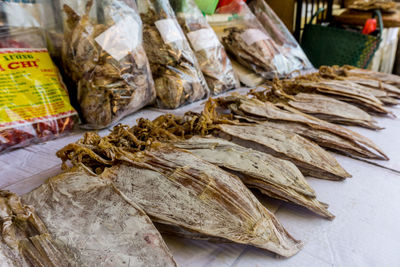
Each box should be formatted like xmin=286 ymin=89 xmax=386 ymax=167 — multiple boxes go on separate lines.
xmin=1 ymin=93 xmax=399 ymax=267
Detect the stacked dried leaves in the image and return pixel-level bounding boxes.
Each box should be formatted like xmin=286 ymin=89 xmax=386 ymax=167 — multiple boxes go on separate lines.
xmin=57 ymin=99 xmax=231 ymax=173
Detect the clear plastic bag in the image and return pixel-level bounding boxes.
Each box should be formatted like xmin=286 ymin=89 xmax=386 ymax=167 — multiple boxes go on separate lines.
xmin=207 ymin=0 xmax=302 ymax=79
xmin=56 ymin=0 xmax=156 ymax=129
xmin=248 ymin=0 xmax=313 ymax=73
xmin=0 ymin=2 xmax=77 ymax=154
xmin=171 ymin=0 xmax=239 ymax=95
xmin=137 ymin=0 xmax=210 ymax=109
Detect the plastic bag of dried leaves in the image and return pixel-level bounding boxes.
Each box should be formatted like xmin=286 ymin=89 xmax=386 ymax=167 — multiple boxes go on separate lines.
xmin=207 ymin=0 xmax=298 ymax=79
xmin=137 ymin=0 xmax=210 ymax=109
xmin=58 ymin=0 xmax=156 ymax=129
xmin=248 ymin=0 xmax=313 ymax=73
xmin=170 ymin=0 xmax=239 ymax=95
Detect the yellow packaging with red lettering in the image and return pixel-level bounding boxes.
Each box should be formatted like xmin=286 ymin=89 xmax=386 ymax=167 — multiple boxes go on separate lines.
xmin=0 ymin=29 xmax=77 ymax=153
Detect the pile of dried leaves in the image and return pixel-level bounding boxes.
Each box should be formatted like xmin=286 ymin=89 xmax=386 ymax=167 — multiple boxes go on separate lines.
xmin=173 ymin=0 xmax=239 ymax=95
xmin=139 ymin=0 xmax=209 ymax=109
xmin=62 ymin=0 xmax=155 ymax=128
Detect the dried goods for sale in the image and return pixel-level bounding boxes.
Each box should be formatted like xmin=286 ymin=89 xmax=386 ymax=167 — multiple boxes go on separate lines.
xmin=220 ymin=93 xmax=388 ymax=160
xmin=172 ymin=136 xmax=334 ymax=219
xmin=283 ymin=78 xmax=390 ymax=114
xmin=349 ymin=0 xmax=396 ymax=12
xmin=138 ymin=0 xmax=209 ymax=108
xmin=207 ymin=0 xmax=308 ymax=79
xmin=57 ymin=130 xmax=303 ymax=257
xmin=0 ymin=190 xmax=74 ymax=266
xmin=300 ymin=76 xmax=398 ymax=106
xmin=248 ymin=0 xmax=312 ymax=71
xmin=237 ymin=116 xmax=382 ymax=160
xmin=22 ymin=167 xmax=177 ymax=266
xmin=215 ymin=123 xmax=351 ymax=180
xmin=0 ymin=23 xmax=76 ymax=153
xmin=118 ymin=100 xmax=351 ymax=180
xmin=344 ymin=66 xmax=400 ymax=89
xmin=171 ymin=0 xmax=239 ymax=95
xmin=61 ymin=0 xmax=155 ymax=128
xmin=283 ymin=93 xmax=382 ymax=129
xmin=319 ymin=65 xmax=400 ymax=99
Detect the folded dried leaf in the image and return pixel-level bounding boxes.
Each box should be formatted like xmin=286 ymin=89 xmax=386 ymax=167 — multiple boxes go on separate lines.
xmin=287 ymin=93 xmax=381 ymax=130
xmin=0 ymin=190 xmax=75 ymax=266
xmin=283 ymin=78 xmax=390 ymax=114
xmin=220 ymin=94 xmax=388 ymax=160
xmin=22 ymin=167 xmax=177 ymax=266
xmin=56 ymin=122 xmax=303 ymax=257
xmin=172 ymin=136 xmax=334 ymax=219
xmin=216 ymin=123 xmax=351 ymax=181
xmin=103 ymin=147 xmax=303 ymax=257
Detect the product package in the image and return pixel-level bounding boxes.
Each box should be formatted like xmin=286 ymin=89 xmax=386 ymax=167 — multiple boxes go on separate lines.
xmin=0 ymin=2 xmax=77 ymax=153
xmin=207 ymin=0 xmax=306 ymax=79
xmin=248 ymin=0 xmax=313 ymax=72
xmin=58 ymin=0 xmax=156 ymax=129
xmin=137 ymin=0 xmax=210 ymax=109
xmin=171 ymin=0 xmax=239 ymax=95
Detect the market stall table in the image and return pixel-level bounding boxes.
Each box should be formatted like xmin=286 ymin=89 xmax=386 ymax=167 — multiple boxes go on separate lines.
xmin=333 ymin=6 xmax=400 ymax=27
xmin=1 ymin=89 xmax=400 ymax=266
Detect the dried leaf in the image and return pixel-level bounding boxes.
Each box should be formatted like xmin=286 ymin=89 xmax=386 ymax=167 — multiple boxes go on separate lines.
xmin=172 ymin=136 xmax=334 ymax=219
xmin=22 ymin=167 xmax=177 ymax=266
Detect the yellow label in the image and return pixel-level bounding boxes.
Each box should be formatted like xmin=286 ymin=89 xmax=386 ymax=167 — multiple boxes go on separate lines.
xmin=0 ymin=48 xmax=76 ymax=128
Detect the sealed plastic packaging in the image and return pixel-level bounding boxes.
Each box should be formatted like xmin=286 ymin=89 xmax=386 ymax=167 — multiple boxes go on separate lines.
xmin=137 ymin=0 xmax=210 ymax=109
xmin=170 ymin=0 xmax=239 ymax=95
xmin=248 ymin=0 xmax=313 ymax=72
xmin=59 ymin=0 xmax=156 ymax=129
xmin=0 ymin=2 xmax=77 ymax=154
xmin=207 ymin=0 xmax=303 ymax=79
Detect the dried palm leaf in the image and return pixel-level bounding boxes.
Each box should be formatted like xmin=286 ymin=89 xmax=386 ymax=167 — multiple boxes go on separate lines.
xmin=344 ymin=65 xmax=400 ymax=86
xmin=22 ymin=167 xmax=177 ymax=266
xmin=235 ymin=116 xmax=381 ymax=160
xmin=216 ymin=123 xmax=351 ymax=180
xmin=57 ymin=133 xmax=303 ymax=257
xmin=285 ymin=93 xmax=381 ymax=130
xmin=319 ymin=65 xmax=400 ymax=98
xmin=222 ymin=93 xmax=388 ymax=160
xmin=172 ymin=136 xmax=335 ymax=219
xmin=312 ymin=76 xmax=398 ymax=105
xmin=283 ymin=77 xmax=390 ymax=114
xmin=125 ymin=99 xmax=350 ymax=180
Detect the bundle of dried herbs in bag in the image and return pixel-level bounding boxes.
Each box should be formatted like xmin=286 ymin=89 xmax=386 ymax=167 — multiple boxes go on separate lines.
xmin=207 ymin=0 xmax=295 ymax=79
xmin=137 ymin=0 xmax=209 ymax=109
xmin=170 ymin=0 xmax=239 ymax=95
xmin=61 ymin=0 xmax=155 ymax=129
xmin=248 ymin=0 xmax=313 ymax=73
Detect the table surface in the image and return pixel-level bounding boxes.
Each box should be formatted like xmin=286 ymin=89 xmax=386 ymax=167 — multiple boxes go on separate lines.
xmin=1 ymin=89 xmax=400 ymax=267
xmin=333 ymin=6 xmax=400 ymax=27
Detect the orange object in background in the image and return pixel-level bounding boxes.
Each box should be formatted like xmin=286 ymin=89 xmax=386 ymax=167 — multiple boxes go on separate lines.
xmin=362 ymin=18 xmax=377 ymax=35
xmin=217 ymin=0 xmax=247 ymax=13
